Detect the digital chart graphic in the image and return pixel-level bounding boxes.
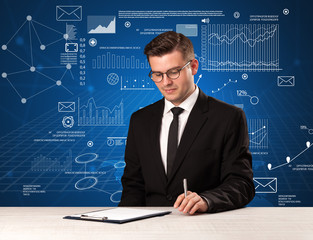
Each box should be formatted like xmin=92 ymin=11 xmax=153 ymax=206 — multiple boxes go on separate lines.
xmin=268 ymin=141 xmax=313 ymax=171
xmin=1 ymin=0 xmax=313 ymax=208
xmin=77 ymin=97 xmax=124 ymax=126
xmin=87 ymin=16 xmax=116 ymax=34
xmin=1 ymin=15 xmax=74 ymax=104
xmin=201 ymin=24 xmax=280 ymax=71
xmin=248 ymin=119 xmax=268 ymax=149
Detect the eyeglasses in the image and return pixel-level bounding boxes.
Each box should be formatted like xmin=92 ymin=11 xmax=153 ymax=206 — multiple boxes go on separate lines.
xmin=148 ymin=60 xmax=192 ymax=83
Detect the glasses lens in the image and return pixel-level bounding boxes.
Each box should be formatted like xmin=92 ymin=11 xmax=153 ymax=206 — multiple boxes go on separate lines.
xmin=167 ymin=69 xmax=180 ymax=79
xmin=151 ymin=72 xmax=162 ymax=82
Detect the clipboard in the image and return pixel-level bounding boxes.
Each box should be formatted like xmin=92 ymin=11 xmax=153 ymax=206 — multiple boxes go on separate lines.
xmin=64 ymin=208 xmax=172 ymax=224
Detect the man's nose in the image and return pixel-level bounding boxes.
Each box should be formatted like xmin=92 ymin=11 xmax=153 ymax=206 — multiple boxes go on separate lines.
xmin=162 ymin=74 xmax=173 ymax=86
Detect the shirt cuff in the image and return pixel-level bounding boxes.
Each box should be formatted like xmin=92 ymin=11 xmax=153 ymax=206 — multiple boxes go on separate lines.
xmin=200 ymin=195 xmax=211 ymax=212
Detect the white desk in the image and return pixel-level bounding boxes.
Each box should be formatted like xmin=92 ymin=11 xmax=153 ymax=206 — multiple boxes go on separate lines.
xmin=1 ymin=207 xmax=312 ymax=240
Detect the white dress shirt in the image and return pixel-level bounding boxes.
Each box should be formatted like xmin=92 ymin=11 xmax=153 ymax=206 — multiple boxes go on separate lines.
xmin=160 ymin=86 xmax=199 ymax=174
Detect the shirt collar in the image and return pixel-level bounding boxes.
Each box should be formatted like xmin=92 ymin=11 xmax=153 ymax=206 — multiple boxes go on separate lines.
xmin=163 ymin=85 xmax=199 ymax=115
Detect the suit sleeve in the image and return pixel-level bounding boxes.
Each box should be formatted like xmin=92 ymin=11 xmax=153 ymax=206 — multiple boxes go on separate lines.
xmin=118 ymin=113 xmax=146 ymax=206
xmin=200 ymin=109 xmax=255 ymax=213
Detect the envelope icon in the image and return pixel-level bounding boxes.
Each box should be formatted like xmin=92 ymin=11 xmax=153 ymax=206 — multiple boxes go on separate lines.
xmin=277 ymin=76 xmax=295 ymax=87
xmin=56 ymin=6 xmax=82 ymax=21
xmin=58 ymin=102 xmax=75 ymax=112
xmin=65 ymin=43 xmax=78 ymax=52
xmin=254 ymin=177 xmax=277 ymax=193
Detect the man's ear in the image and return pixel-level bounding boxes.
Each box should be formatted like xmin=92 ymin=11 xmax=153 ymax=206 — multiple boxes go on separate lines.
xmin=191 ymin=59 xmax=199 ymax=75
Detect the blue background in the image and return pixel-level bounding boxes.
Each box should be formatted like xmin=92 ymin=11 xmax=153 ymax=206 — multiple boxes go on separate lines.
xmin=0 ymin=0 xmax=312 ymax=207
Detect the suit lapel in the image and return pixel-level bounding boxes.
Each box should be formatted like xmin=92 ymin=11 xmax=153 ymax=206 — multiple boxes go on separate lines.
xmin=149 ymin=99 xmax=168 ymax=185
xmin=167 ymin=89 xmax=209 ymax=183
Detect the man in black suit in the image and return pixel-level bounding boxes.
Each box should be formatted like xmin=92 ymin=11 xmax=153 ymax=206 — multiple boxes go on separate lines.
xmin=119 ymin=31 xmax=255 ymax=214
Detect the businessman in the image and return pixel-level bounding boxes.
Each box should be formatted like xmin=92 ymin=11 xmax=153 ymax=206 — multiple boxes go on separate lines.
xmin=119 ymin=31 xmax=255 ymax=214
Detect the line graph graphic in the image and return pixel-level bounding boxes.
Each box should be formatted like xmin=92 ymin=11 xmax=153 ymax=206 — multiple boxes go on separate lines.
xmin=1 ymin=15 xmax=74 ymax=103
xmin=78 ymin=97 xmax=124 ymax=126
xmin=268 ymin=141 xmax=313 ymax=170
xmin=201 ymin=24 xmax=280 ymax=71
xmin=31 ymin=150 xmax=72 ymax=172
xmin=212 ymin=78 xmax=237 ymax=93
xmin=248 ymin=119 xmax=268 ymax=149
xmin=87 ymin=16 xmax=116 ymax=34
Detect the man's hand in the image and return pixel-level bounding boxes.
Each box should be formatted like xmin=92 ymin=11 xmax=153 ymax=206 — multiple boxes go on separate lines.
xmin=173 ymin=191 xmax=208 ymax=215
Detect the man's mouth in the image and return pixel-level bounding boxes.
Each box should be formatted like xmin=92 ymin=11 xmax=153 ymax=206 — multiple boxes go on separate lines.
xmin=163 ymin=88 xmax=176 ymax=94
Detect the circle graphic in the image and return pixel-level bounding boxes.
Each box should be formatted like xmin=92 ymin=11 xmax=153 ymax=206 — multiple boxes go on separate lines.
xmin=107 ymin=73 xmax=119 ymax=85
xmin=242 ymin=73 xmax=248 ymax=80
xmin=114 ymin=161 xmax=126 ymax=169
xmin=87 ymin=141 xmax=94 ymax=147
xmin=283 ymin=8 xmax=289 ymax=15
xmin=89 ymin=38 xmax=97 ymax=47
xmin=124 ymin=21 xmax=131 ymax=28
xmin=107 ymin=138 xmax=115 ymax=146
xmin=75 ymin=153 xmax=99 ymax=164
xmin=234 ymin=11 xmax=240 ymax=19
xmin=62 ymin=116 xmax=74 ymax=128
xmin=110 ymin=191 xmax=122 ymax=203
xmin=250 ymin=96 xmax=259 ymax=105
xmin=75 ymin=177 xmax=98 ymax=190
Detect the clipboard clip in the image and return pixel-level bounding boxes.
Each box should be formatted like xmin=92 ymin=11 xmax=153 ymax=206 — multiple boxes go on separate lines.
xmin=80 ymin=214 xmax=108 ymax=221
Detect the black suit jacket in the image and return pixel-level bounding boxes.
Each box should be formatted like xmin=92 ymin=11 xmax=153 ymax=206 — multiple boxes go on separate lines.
xmin=119 ymin=89 xmax=255 ymax=213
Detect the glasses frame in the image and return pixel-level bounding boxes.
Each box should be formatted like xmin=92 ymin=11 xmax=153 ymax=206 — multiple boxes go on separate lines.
xmin=148 ymin=60 xmax=192 ymax=83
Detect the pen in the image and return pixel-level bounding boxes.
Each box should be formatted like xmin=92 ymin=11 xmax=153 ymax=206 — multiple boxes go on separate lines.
xmin=80 ymin=214 xmax=108 ymax=221
xmin=183 ymin=178 xmax=188 ymax=198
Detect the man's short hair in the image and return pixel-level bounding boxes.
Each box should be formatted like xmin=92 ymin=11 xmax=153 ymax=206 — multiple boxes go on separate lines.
xmin=144 ymin=31 xmax=195 ymax=61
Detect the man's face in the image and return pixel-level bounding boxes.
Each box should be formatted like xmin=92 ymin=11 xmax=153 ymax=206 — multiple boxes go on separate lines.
xmin=149 ymin=50 xmax=198 ymax=106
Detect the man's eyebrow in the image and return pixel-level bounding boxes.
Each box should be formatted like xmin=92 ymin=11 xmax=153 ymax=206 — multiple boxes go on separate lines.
xmin=151 ymin=65 xmax=181 ymax=72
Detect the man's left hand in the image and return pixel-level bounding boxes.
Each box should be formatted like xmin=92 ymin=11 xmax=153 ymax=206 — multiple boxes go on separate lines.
xmin=173 ymin=191 xmax=208 ymax=215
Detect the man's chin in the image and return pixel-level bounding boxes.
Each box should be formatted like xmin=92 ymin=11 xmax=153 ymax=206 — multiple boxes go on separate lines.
xmin=163 ymin=94 xmax=175 ymax=101
xmin=164 ymin=96 xmax=180 ymax=105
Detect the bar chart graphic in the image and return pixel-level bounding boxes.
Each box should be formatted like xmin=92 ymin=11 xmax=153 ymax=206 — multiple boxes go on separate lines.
xmin=31 ymin=150 xmax=73 ymax=172
xmin=92 ymin=52 xmax=150 ymax=70
xmin=78 ymin=97 xmax=124 ymax=126
xmin=66 ymin=23 xmax=77 ymax=40
xmin=201 ymin=24 xmax=280 ymax=71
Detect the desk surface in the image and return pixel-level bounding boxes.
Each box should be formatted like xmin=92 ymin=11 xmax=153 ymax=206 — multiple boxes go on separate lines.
xmin=1 ymin=207 xmax=312 ymax=240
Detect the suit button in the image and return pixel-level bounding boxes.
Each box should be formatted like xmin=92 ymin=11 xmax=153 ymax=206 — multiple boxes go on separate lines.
xmin=166 ymin=194 xmax=173 ymax=201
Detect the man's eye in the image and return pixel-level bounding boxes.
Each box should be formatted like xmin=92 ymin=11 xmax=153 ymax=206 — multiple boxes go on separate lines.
xmin=153 ymin=72 xmax=163 ymax=77
xmin=168 ymin=69 xmax=179 ymax=75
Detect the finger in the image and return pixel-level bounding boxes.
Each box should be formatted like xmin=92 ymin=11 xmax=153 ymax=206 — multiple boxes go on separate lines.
xmin=173 ymin=193 xmax=185 ymax=208
xmin=189 ymin=198 xmax=208 ymax=214
xmin=183 ymin=195 xmax=201 ymax=214
xmin=179 ymin=192 xmax=196 ymax=212
xmin=188 ymin=200 xmax=203 ymax=215
xmin=174 ymin=191 xmax=192 ymax=208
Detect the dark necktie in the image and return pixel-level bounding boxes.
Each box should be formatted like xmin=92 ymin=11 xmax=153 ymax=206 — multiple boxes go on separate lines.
xmin=167 ymin=107 xmax=184 ymax=176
